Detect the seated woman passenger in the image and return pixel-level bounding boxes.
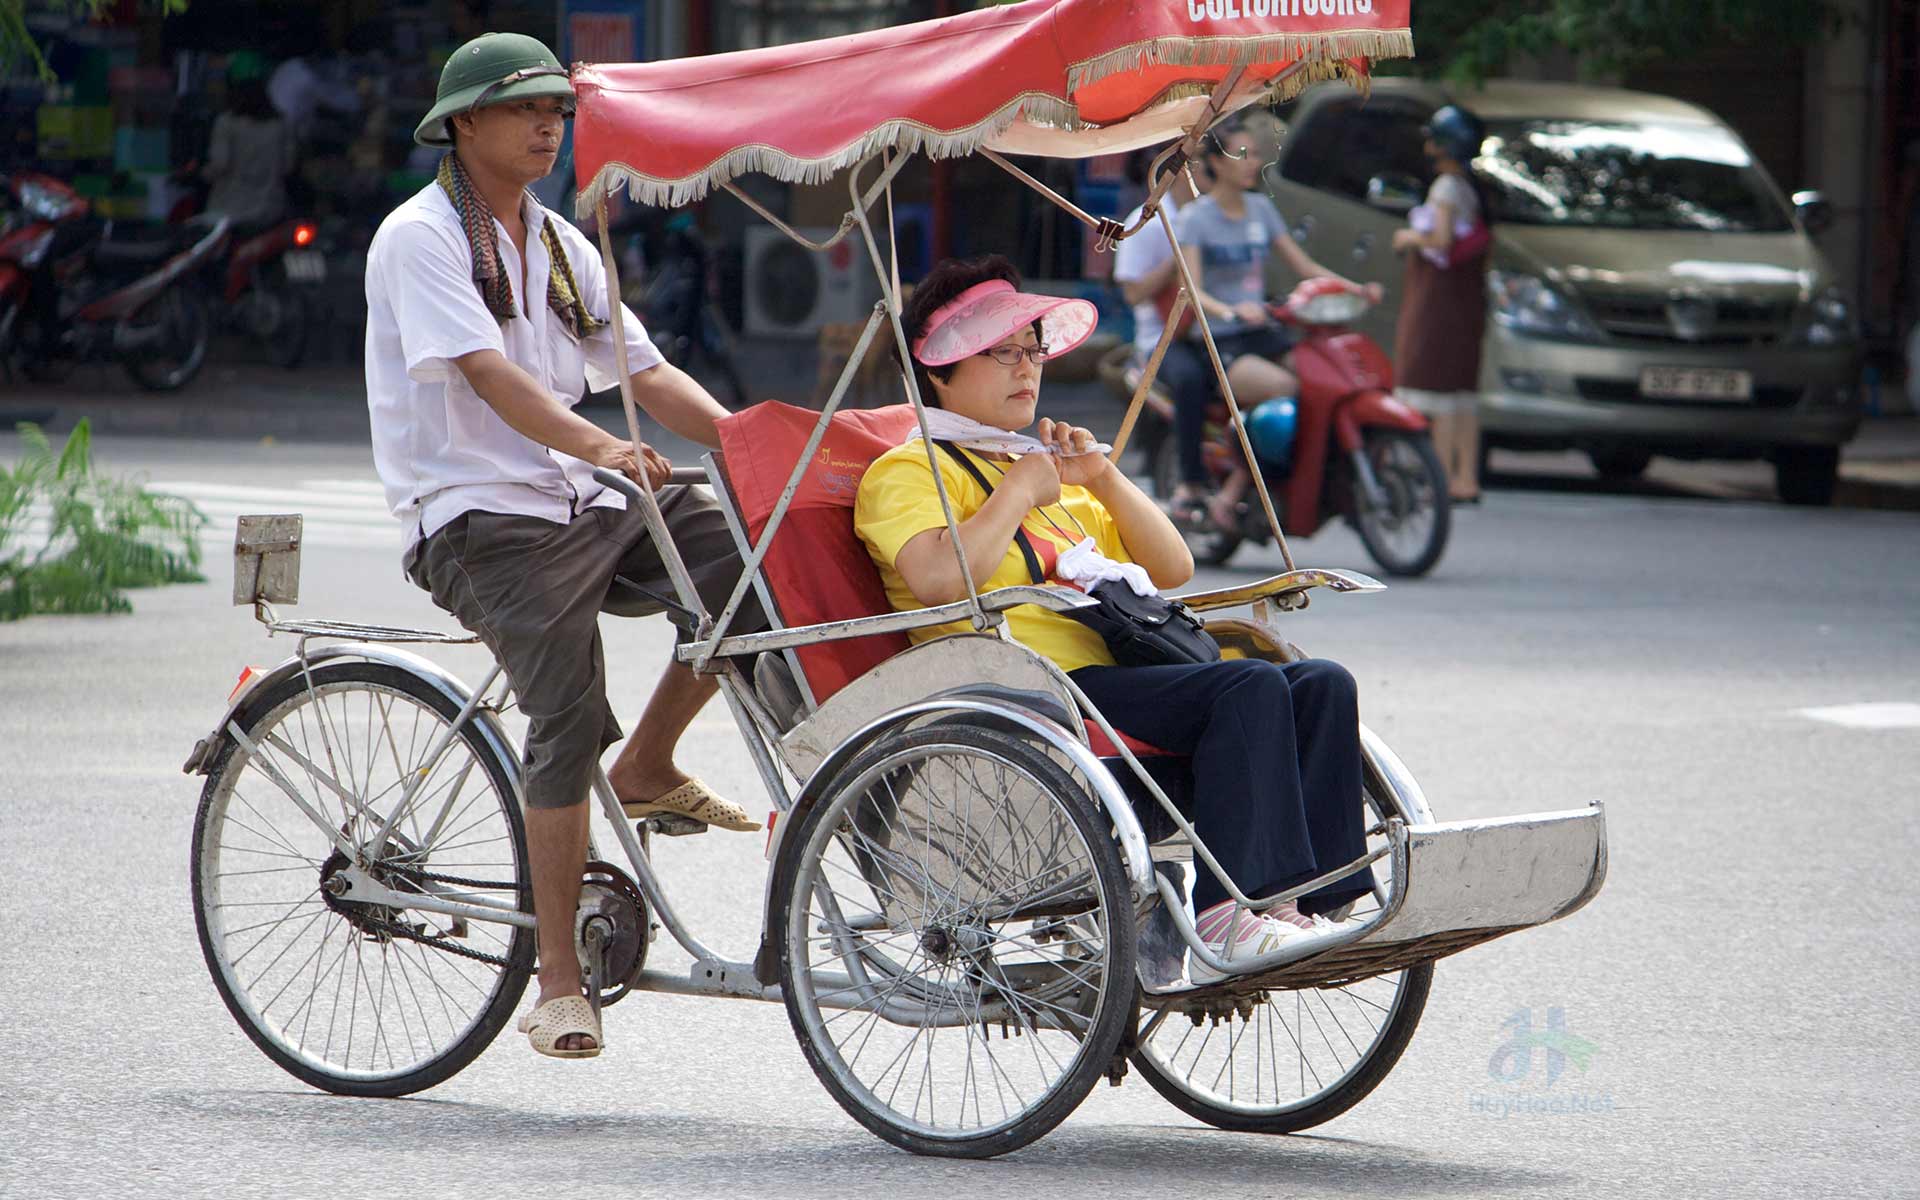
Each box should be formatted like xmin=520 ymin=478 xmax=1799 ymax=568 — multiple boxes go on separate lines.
xmin=853 ymin=255 xmax=1374 ymax=981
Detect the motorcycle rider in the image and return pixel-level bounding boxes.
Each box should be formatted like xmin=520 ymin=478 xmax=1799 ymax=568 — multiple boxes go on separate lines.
xmin=1173 ymin=120 xmax=1380 ymax=532
xmin=1111 ymin=147 xmax=1211 ymax=482
xmin=364 ymin=33 xmax=766 ymax=1060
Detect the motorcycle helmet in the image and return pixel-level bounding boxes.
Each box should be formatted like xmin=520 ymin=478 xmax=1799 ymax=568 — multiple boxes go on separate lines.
xmin=1246 ymin=397 xmax=1299 ymax=471
xmin=1424 ymin=105 xmax=1486 ymax=165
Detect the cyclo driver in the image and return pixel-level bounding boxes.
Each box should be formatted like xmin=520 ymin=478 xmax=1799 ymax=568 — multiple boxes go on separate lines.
xmin=364 ymin=33 xmax=766 ymax=1060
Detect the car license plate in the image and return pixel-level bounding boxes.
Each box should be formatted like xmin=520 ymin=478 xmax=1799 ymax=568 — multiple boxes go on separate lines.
xmin=284 ymin=250 xmax=327 ymax=284
xmin=1640 ymin=366 xmax=1752 ymax=402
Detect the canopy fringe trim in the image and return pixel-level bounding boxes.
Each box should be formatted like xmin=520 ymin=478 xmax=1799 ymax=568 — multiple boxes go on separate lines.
xmin=577 ymin=91 xmax=1083 ymax=214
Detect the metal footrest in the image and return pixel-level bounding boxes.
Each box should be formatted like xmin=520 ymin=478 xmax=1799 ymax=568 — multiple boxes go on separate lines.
xmin=1165 ymin=803 xmax=1608 ymax=997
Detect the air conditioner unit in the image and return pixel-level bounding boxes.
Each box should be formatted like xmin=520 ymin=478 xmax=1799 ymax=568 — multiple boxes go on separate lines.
xmin=743 ymin=225 xmax=879 ymax=337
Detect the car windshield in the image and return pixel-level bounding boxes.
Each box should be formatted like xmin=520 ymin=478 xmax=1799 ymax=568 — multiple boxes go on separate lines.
xmin=1474 ymin=119 xmax=1793 ymax=233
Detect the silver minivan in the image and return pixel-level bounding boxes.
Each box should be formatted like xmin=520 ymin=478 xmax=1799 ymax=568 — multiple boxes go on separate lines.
xmin=1265 ymin=79 xmax=1863 ymax=504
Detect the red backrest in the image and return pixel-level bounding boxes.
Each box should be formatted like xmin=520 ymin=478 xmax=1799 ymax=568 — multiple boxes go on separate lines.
xmin=713 ymin=402 xmax=924 ymax=703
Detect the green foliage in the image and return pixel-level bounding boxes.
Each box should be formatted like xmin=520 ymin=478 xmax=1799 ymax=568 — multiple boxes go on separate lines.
xmin=0 ymin=420 xmax=206 ymax=621
xmin=1401 ymin=0 xmax=1846 ymax=82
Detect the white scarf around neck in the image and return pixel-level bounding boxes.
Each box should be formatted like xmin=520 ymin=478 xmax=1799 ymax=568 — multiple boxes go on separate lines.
xmin=904 ymin=408 xmax=1154 ymax=597
xmin=904 ymin=407 xmax=1113 ymax=458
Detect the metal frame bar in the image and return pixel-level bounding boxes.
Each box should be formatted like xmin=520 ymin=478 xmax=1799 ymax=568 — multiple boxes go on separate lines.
xmin=216 ymin=58 xmax=1439 ymax=1000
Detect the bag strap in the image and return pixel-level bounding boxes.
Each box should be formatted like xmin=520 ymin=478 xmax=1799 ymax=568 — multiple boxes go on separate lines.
xmin=933 ymin=440 xmax=1045 ymax=585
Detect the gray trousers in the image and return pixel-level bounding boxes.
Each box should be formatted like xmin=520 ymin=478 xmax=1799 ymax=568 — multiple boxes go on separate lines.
xmin=405 ymin=489 xmax=766 ymax=809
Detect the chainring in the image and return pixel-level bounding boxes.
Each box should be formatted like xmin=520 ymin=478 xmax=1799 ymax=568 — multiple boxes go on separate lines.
xmin=578 ymin=860 xmax=651 ymax=1006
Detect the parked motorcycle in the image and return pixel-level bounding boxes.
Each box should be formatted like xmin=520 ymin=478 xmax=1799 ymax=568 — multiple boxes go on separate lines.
xmin=632 ymin=212 xmax=748 ymax=407
xmin=0 ymin=172 xmax=228 ymax=391
xmin=1143 ymin=277 xmax=1451 ymax=577
xmin=168 ymin=184 xmax=324 ymax=369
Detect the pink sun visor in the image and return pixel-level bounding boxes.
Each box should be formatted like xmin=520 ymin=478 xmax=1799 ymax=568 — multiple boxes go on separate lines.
xmin=911 ymin=280 xmax=1098 ymax=368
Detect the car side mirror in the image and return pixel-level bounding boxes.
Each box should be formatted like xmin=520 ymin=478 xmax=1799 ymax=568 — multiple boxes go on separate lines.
xmin=1366 ymin=174 xmax=1423 ymax=215
xmin=1793 ymin=190 xmax=1834 ymax=235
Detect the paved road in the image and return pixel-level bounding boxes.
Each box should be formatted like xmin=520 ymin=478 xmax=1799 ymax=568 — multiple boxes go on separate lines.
xmin=3 ymin=429 xmax=1917 ymax=1199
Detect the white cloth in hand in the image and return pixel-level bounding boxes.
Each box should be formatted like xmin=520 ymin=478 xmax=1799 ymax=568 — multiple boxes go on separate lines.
xmin=1056 ymin=536 xmax=1157 ymax=598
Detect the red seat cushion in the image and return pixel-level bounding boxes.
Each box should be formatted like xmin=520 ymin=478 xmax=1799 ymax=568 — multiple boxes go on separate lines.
xmin=1083 ymin=720 xmax=1177 ymax=759
xmin=714 ymin=402 xmax=922 ymax=702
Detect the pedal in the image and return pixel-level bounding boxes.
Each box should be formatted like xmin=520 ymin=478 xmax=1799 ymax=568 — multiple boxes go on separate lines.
xmin=641 ymin=814 xmax=710 ymax=838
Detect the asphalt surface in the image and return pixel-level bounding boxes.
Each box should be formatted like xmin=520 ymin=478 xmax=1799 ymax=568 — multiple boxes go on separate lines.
xmin=2 ymin=426 xmax=1917 ymax=1199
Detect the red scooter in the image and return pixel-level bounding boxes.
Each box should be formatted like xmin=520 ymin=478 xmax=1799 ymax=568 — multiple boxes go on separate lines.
xmin=168 ymin=186 xmax=322 ymax=369
xmin=0 ymin=172 xmax=229 ymax=391
xmin=1150 ymin=277 xmax=1451 ymax=577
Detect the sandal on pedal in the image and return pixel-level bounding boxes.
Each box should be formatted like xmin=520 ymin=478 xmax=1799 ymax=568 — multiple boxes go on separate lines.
xmin=620 ymin=776 xmax=762 ymax=832
xmin=518 ymin=994 xmax=602 ymax=1059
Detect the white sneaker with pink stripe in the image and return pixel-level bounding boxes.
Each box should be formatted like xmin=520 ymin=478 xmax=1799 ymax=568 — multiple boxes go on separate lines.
xmin=1188 ymin=902 xmax=1314 ymax=986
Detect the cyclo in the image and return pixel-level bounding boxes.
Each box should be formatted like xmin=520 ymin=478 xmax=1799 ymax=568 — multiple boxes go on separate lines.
xmin=183 ymin=1 xmax=1606 ymax=1159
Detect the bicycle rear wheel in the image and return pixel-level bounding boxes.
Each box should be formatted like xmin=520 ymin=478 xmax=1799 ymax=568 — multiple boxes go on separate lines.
xmin=190 ymin=661 xmax=531 ymax=1097
xmin=1129 ymin=757 xmax=1431 ymax=1132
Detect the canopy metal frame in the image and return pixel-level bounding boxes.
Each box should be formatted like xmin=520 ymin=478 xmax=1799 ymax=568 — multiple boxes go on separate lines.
xmin=584 ymin=61 xmax=1383 ymax=980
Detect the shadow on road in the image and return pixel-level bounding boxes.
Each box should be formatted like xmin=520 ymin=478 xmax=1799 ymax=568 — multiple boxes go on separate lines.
xmin=154 ymin=1087 xmax=1577 ymax=1196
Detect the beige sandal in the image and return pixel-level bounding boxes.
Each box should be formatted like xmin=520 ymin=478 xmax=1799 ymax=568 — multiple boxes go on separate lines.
xmin=518 ymin=994 xmax=602 ymax=1059
xmin=621 ymin=777 xmax=762 ymax=832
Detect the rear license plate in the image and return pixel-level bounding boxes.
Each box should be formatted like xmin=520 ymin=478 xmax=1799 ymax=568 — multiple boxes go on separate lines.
xmin=283 ymin=250 xmax=327 ymax=284
xmin=1640 ymin=366 xmax=1752 ymax=402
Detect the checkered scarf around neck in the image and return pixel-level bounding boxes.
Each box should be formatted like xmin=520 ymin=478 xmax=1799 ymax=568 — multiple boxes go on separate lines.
xmin=436 ymin=153 xmax=605 ymax=342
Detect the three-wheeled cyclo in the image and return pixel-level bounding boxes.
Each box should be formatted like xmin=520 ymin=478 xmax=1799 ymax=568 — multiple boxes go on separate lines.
xmin=184 ymin=0 xmax=1606 ymax=1159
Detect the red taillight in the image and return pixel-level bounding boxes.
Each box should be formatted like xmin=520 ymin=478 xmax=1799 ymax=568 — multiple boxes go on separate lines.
xmin=228 ymin=666 xmax=268 ymax=705
xmin=293 ymin=223 xmax=315 ymax=247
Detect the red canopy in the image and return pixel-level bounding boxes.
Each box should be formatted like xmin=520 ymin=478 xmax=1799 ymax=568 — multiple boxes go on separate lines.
xmin=574 ymin=0 xmax=1411 ymax=210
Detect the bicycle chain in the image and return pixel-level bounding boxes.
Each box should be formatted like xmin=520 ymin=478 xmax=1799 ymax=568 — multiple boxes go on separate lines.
xmin=353 ymin=863 xmax=530 ymax=971
xmin=356 ymin=912 xmax=527 ymax=970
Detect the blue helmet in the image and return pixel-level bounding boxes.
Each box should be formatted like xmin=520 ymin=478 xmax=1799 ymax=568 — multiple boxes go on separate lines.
xmin=1246 ymin=398 xmax=1298 ymax=470
xmin=1425 ymin=105 xmax=1486 ymax=164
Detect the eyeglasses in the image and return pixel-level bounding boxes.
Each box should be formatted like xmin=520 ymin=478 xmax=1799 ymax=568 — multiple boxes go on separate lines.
xmin=979 ymin=344 xmax=1052 ymax=367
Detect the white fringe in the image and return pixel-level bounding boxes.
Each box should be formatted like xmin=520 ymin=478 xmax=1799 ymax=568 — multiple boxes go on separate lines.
xmin=576 ymin=92 xmax=1083 ymax=216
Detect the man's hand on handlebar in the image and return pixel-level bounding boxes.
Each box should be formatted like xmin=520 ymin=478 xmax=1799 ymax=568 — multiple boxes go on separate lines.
xmin=590 ymin=437 xmax=673 ymax=490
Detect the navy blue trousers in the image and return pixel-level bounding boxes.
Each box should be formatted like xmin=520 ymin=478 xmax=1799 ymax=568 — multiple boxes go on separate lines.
xmin=1070 ymin=657 xmax=1372 ymax=915
xmin=1158 ymin=341 xmax=1216 ymax=486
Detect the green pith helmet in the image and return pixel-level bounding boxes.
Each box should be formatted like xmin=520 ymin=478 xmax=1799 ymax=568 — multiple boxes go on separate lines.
xmin=414 ymin=32 xmax=574 ymax=148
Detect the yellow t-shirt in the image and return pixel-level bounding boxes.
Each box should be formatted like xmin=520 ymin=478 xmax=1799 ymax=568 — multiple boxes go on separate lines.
xmin=854 ymin=441 xmax=1133 ymax=674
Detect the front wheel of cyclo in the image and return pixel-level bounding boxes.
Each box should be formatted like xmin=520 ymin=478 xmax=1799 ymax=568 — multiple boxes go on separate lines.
xmin=772 ymin=724 xmax=1138 ymax=1158
xmin=190 ymin=661 xmax=532 ymax=1097
xmin=1129 ymin=761 xmax=1432 ymax=1133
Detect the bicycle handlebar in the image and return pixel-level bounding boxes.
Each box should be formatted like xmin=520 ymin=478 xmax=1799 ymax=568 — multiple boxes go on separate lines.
xmin=591 ymin=466 xmax=707 ymax=500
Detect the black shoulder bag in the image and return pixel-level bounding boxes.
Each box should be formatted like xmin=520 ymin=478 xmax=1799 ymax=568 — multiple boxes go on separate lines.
xmin=934 ymin=441 xmax=1220 ymax=669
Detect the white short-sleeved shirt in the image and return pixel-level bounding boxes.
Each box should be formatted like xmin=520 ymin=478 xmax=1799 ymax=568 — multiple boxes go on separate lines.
xmin=1111 ymin=195 xmax=1183 ymax=362
xmin=363 ymin=182 xmax=663 ymax=554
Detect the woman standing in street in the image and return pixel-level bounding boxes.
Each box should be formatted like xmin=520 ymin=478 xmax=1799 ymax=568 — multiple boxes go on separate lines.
xmin=1392 ymin=105 xmax=1492 ymax=503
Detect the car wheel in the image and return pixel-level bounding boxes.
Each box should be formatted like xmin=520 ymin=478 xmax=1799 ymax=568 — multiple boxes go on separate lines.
xmin=1588 ymin=448 xmax=1654 ymax=481
xmin=1774 ymin=446 xmax=1840 ymax=507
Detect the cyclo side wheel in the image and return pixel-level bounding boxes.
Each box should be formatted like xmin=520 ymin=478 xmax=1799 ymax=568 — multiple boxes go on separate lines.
xmin=1129 ymin=758 xmax=1432 ymax=1133
xmin=772 ymin=723 xmax=1138 ymax=1158
xmin=190 ymin=661 xmax=532 ymax=1097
